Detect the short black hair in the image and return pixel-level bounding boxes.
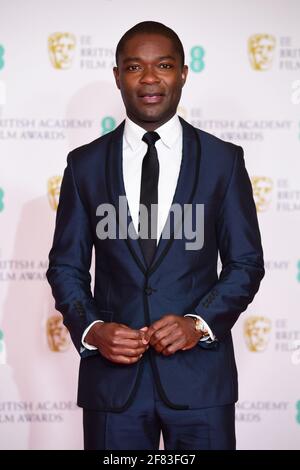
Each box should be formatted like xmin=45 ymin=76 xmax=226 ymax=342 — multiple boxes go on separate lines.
xmin=115 ymin=21 xmax=185 ymax=67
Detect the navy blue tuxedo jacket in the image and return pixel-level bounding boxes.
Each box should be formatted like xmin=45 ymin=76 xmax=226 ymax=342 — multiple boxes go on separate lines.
xmin=47 ymin=117 xmax=264 ymax=412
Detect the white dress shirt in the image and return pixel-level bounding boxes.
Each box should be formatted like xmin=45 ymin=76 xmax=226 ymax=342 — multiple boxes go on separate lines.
xmin=123 ymin=113 xmax=182 ymax=242
xmin=82 ymin=115 xmax=214 ymax=350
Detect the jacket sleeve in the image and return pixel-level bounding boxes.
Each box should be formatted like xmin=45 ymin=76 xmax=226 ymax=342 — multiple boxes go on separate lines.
xmin=46 ymin=152 xmax=99 ymax=358
xmin=194 ymin=146 xmax=265 ymax=345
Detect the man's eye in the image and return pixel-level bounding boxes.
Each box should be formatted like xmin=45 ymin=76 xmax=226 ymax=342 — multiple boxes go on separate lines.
xmin=159 ymin=63 xmax=172 ymax=69
xmin=127 ymin=65 xmax=140 ymax=71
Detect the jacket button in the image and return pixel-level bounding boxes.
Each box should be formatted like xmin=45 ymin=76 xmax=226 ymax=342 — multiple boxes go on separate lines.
xmin=145 ymin=287 xmax=155 ymax=295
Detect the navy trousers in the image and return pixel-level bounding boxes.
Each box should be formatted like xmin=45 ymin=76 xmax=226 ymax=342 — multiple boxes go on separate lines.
xmin=83 ymin=353 xmax=236 ymax=450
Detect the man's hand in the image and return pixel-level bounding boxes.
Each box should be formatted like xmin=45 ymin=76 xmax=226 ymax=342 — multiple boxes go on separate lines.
xmin=84 ymin=322 xmax=150 ymax=364
xmin=147 ymin=314 xmax=203 ymax=356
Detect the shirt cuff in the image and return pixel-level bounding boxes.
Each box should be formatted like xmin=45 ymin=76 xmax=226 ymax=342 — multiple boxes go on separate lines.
xmin=184 ymin=314 xmax=216 ymax=342
xmin=81 ymin=320 xmax=103 ymax=350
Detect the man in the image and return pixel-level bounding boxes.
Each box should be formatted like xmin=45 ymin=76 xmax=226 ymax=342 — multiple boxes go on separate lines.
xmin=47 ymin=21 xmax=264 ymax=450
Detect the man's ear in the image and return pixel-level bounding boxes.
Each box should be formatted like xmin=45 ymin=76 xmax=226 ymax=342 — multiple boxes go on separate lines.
xmin=113 ymin=66 xmax=120 ymax=90
xmin=181 ymin=65 xmax=188 ymax=87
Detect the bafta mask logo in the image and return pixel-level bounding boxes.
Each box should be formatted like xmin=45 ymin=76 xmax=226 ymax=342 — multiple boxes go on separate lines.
xmin=48 ymin=176 xmax=62 ymax=211
xmin=244 ymin=316 xmax=271 ymax=352
xmin=251 ymin=176 xmax=273 ymax=212
xmin=248 ymin=34 xmax=276 ymax=71
xmin=48 ymin=33 xmax=76 ymax=69
xmin=46 ymin=314 xmax=70 ymax=352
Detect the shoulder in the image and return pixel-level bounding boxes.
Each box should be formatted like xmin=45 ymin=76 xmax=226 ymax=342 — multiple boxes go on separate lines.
xmin=180 ymin=117 xmax=243 ymax=165
xmin=180 ymin=119 xmax=245 ymax=186
xmin=67 ymin=132 xmax=112 ymax=166
xmin=195 ymin=126 xmax=243 ymax=160
xmin=66 ymin=120 xmax=125 ymax=169
xmin=190 ymin=124 xmax=244 ymax=178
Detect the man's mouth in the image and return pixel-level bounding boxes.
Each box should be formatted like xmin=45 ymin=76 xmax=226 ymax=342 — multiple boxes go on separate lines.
xmin=138 ymin=92 xmax=165 ymax=104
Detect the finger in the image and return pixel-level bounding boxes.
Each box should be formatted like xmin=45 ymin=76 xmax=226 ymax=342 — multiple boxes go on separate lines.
xmin=153 ymin=329 xmax=181 ymax=353
xmin=111 ymin=338 xmax=149 ymax=349
xmin=147 ymin=315 xmax=175 ymax=337
xmin=111 ymin=345 xmax=149 ymax=357
xmin=150 ymin=322 xmax=178 ymax=347
xmin=162 ymin=337 xmax=186 ymax=356
xmin=139 ymin=327 xmax=150 ymax=344
xmin=115 ymin=326 xmax=146 ymax=340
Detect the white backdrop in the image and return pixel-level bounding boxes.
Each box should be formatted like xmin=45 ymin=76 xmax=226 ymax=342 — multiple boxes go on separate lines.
xmin=0 ymin=0 xmax=300 ymax=450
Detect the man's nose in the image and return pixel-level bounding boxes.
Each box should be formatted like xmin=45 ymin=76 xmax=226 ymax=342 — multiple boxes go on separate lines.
xmin=140 ymin=66 xmax=160 ymax=84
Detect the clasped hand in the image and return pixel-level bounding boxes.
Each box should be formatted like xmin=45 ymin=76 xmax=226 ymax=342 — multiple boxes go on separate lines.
xmin=85 ymin=314 xmax=203 ymax=365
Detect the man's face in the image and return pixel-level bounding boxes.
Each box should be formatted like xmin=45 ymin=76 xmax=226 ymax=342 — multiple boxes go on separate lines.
xmin=113 ymin=33 xmax=188 ymax=130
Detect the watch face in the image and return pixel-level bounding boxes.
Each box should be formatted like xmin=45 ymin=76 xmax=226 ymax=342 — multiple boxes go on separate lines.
xmin=197 ymin=319 xmax=208 ymax=334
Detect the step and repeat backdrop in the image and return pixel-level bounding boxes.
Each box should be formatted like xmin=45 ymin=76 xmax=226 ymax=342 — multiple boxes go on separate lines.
xmin=0 ymin=0 xmax=300 ymax=450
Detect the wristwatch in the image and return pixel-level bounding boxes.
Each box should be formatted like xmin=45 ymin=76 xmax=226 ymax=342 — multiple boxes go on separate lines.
xmin=192 ymin=317 xmax=209 ymax=337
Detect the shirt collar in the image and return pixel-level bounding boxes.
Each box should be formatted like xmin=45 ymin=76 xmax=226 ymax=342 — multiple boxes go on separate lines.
xmin=124 ymin=114 xmax=181 ymax=151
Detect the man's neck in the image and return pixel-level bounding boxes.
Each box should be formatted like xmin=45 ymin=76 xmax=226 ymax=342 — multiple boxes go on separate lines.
xmin=126 ymin=113 xmax=176 ymax=132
